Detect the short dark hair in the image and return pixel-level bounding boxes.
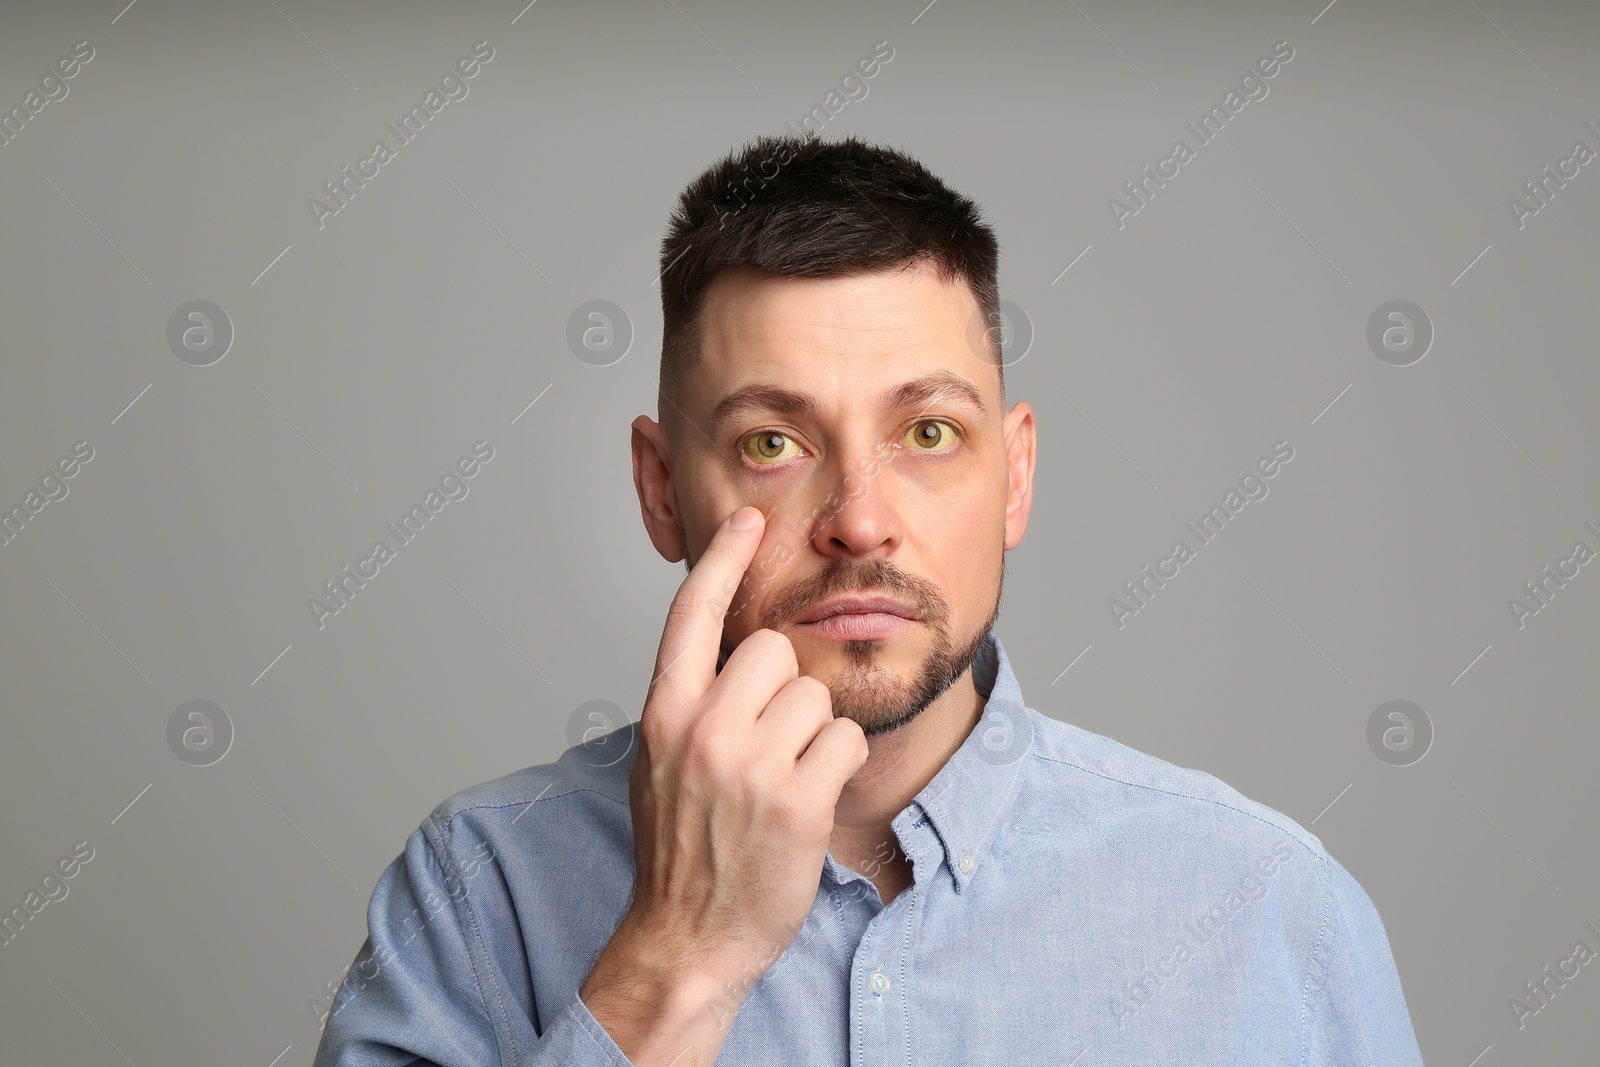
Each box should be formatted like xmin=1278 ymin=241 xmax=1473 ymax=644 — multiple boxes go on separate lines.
xmin=657 ymin=133 xmax=1002 ymax=436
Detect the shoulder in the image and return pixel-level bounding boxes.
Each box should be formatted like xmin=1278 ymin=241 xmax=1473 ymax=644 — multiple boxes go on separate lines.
xmin=415 ymin=723 xmax=637 ymax=863
xmin=1015 ymin=706 xmax=1350 ymax=901
xmin=1010 ymin=708 xmax=1417 ymax=1054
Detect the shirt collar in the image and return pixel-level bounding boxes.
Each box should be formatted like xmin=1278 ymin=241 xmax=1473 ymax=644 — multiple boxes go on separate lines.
xmin=827 ymin=630 xmax=1035 ymax=896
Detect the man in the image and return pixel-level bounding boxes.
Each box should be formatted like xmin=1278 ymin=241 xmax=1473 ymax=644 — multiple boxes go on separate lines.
xmin=313 ymin=134 xmax=1424 ymax=1066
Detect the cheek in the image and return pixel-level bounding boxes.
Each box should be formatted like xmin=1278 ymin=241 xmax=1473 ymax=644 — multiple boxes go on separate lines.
xmin=693 ymin=460 xmax=800 ymax=532
xmin=954 ymin=547 xmax=1003 ymax=613
xmin=922 ymin=523 xmax=998 ymax=614
xmin=724 ymin=538 xmax=798 ymax=623
xmin=930 ymin=476 xmax=1007 ymax=540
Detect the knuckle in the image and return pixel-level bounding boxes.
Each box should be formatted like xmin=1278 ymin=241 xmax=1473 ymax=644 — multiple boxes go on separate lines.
xmin=822 ymin=713 xmax=865 ymax=751
xmin=785 ymin=675 xmax=832 ymax=716
xmin=684 ymin=717 xmax=733 ymax=770
xmin=697 ymin=542 xmax=740 ymax=582
xmin=638 ymin=711 xmax=669 ymax=750
xmin=666 ymin=585 xmax=705 ymax=622
xmin=842 ymin=717 xmax=869 ymax=748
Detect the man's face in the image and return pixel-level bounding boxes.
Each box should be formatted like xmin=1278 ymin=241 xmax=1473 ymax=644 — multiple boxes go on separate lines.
xmin=633 ymin=261 xmax=1035 ymax=737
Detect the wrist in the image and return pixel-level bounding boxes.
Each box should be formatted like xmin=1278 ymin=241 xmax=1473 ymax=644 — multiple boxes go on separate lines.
xmin=580 ymin=916 xmax=741 ymax=1062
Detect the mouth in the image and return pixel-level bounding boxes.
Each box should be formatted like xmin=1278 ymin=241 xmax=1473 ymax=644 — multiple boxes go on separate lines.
xmin=794 ymin=595 xmax=920 ymax=641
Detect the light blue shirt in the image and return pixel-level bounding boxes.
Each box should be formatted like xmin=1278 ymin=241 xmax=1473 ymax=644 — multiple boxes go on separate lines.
xmin=312 ymin=632 xmax=1423 ymax=1065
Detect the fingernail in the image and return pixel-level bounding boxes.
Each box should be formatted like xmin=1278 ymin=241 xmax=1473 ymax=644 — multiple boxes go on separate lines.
xmin=730 ymin=506 xmax=761 ymax=530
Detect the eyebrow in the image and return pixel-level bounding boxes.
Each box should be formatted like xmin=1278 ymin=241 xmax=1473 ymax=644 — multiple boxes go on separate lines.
xmin=703 ymin=370 xmax=989 ymax=443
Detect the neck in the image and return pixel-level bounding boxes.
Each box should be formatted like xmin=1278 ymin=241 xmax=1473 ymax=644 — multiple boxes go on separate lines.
xmin=828 ymin=669 xmax=987 ymax=869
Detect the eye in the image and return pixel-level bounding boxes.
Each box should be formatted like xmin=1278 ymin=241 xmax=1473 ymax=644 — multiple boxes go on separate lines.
xmin=902 ymin=419 xmax=959 ymax=452
xmin=742 ymin=430 xmax=803 ymax=465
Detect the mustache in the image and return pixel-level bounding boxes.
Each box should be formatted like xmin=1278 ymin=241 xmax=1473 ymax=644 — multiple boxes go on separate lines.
xmin=764 ymin=557 xmax=947 ymax=629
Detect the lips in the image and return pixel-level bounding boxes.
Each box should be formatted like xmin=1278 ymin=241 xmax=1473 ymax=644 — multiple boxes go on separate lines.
xmin=796 ymin=595 xmax=920 ymax=624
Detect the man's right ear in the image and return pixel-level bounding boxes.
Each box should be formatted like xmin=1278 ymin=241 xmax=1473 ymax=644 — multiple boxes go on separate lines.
xmin=631 ymin=415 xmax=686 ymax=563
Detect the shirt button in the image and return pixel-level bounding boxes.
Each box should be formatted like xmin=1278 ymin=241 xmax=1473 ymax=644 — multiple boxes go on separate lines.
xmin=957 ymin=851 xmax=974 ymax=874
xmin=869 ymin=970 xmax=890 ymax=994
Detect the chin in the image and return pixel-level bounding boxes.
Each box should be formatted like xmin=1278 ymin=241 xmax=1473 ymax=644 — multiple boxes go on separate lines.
xmin=816 ymin=637 xmax=957 ymax=736
xmin=796 ymin=627 xmax=924 ymax=665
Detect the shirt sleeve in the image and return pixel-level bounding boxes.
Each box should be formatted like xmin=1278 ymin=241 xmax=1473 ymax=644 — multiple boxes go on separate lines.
xmin=311 ymin=824 xmax=636 ymax=1067
xmin=1305 ymin=855 xmax=1425 ymax=1067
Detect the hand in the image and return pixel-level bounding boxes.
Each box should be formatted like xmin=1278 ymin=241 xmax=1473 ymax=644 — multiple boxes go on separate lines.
xmin=579 ymin=505 xmax=869 ymax=1065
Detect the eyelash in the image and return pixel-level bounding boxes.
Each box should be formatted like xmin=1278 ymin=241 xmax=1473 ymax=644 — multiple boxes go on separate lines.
xmin=738 ymin=418 xmax=964 ymax=468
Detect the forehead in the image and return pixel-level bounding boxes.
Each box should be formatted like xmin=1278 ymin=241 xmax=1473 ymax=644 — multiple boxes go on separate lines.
xmin=689 ymin=263 xmax=994 ymax=402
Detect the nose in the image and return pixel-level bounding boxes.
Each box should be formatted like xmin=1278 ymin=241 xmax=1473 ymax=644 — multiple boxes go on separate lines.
xmin=806 ymin=453 xmax=901 ymax=562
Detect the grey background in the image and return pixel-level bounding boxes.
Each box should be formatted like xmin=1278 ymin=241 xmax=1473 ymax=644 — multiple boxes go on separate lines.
xmin=1 ymin=0 xmax=1596 ymax=1063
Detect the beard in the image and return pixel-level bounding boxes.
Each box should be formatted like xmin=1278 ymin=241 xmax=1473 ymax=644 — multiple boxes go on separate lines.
xmin=714 ymin=548 xmax=1005 ymax=738
xmin=819 ymin=598 xmax=999 ymax=737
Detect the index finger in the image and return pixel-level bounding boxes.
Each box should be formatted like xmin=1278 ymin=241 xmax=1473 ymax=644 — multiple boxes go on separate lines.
xmin=650 ymin=505 xmax=766 ymax=701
